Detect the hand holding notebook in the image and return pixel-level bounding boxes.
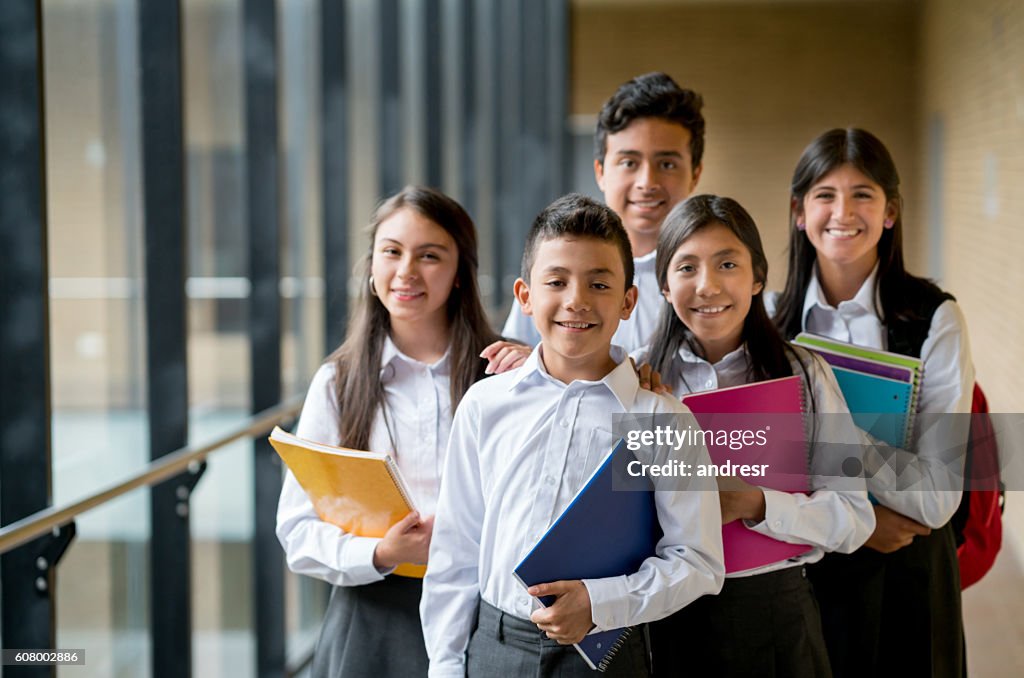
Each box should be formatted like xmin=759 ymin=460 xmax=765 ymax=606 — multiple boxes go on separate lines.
xmin=513 ymin=439 xmax=662 ymax=671
xmin=525 ymin=580 xmax=597 ymax=646
xmin=268 ymin=426 xmax=427 ymax=577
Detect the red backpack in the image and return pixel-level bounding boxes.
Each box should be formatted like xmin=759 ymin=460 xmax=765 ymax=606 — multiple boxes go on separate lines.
xmin=952 ymin=383 xmax=1005 ymax=589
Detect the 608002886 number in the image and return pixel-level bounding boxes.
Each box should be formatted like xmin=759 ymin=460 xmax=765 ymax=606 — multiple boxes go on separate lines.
xmin=2 ymin=649 xmax=85 ymax=665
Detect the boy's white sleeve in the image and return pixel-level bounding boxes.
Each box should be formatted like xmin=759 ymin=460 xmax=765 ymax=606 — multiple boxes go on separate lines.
xmin=275 ymin=364 xmax=388 ymax=586
xmin=501 ymin=301 xmax=542 ymax=347
xmin=421 ymin=397 xmax=486 ymax=678
xmin=583 ymin=406 xmax=726 ymax=630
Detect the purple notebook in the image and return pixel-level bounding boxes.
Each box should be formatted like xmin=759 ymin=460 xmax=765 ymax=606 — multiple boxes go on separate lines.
xmin=809 ymin=348 xmax=913 ymax=383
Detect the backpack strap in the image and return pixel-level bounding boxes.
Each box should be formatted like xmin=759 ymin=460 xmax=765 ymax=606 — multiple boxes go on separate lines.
xmin=885 ymin=288 xmax=955 ymax=359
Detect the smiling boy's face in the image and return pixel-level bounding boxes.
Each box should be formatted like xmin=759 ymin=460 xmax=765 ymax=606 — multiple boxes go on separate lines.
xmin=594 ymin=117 xmax=702 ymax=258
xmin=514 ymin=236 xmax=637 ymax=382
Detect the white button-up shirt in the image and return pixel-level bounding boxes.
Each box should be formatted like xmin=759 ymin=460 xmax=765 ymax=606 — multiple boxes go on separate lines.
xmin=501 ymin=249 xmax=662 ymax=354
xmin=420 ymin=346 xmax=725 ymax=678
xmin=632 ymin=343 xmax=876 ymax=577
xmin=275 ymin=337 xmax=452 ymax=587
xmin=766 ymin=264 xmax=974 ymax=528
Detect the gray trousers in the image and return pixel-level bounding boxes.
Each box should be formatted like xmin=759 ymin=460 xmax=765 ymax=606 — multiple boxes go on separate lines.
xmin=467 ymin=600 xmax=650 ymax=677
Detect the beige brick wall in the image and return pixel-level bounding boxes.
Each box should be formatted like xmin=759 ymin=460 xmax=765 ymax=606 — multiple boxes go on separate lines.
xmin=918 ymin=0 xmax=1024 ymax=414
xmin=572 ymin=0 xmax=922 ymax=293
xmin=917 ymin=0 xmax=1024 ymax=605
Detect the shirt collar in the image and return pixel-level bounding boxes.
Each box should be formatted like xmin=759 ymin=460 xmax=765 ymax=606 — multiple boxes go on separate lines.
xmin=675 ymin=342 xmax=748 ymax=370
xmin=802 ymin=261 xmax=880 ymax=327
xmin=380 ymin=335 xmax=451 ymax=380
xmin=508 ymin=344 xmax=639 ymax=410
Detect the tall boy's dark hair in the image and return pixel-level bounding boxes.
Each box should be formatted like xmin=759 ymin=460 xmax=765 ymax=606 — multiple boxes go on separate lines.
xmin=647 ymin=195 xmax=813 ymax=393
xmin=594 ymin=72 xmax=705 ymax=170
xmin=773 ymin=128 xmax=947 ymax=340
xmin=328 ymin=186 xmax=500 ymax=451
xmin=521 ymin=193 xmax=635 ymax=288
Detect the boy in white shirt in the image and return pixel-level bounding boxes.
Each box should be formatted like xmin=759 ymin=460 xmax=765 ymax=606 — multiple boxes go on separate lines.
xmin=484 ymin=72 xmax=705 ymax=370
xmin=420 ymin=194 xmax=725 ymax=677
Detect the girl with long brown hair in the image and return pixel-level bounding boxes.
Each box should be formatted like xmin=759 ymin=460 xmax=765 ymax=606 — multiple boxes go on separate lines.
xmin=276 ymin=186 xmax=500 ymax=678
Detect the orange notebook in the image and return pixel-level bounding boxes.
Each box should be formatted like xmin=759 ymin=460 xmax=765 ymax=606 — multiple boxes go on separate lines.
xmin=268 ymin=426 xmax=425 ymax=578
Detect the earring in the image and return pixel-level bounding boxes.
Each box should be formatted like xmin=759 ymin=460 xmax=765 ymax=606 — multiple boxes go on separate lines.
xmin=368 ymin=276 xmax=378 ymax=297
xmin=796 ymin=222 xmax=806 ymax=231
xmin=883 ymin=219 xmax=894 ymax=229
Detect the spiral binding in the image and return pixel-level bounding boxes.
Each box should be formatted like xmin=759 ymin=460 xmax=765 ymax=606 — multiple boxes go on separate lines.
xmin=904 ymin=363 xmax=925 ymax=449
xmin=385 ymin=457 xmax=416 ymax=511
xmin=595 ymin=625 xmax=635 ymax=673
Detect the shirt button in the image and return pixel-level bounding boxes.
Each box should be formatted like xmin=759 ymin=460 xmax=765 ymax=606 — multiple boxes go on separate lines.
xmin=519 ymin=597 xmax=529 ymax=607
xmin=773 ymin=521 xmax=782 ymax=529
xmin=545 ymin=476 xmax=556 ymax=485
xmin=706 ymin=380 xmax=713 ymax=388
xmin=560 ymin=419 xmax=569 ymax=428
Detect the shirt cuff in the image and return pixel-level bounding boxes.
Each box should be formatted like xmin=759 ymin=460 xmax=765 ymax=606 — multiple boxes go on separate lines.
xmin=339 ymin=535 xmax=390 ymax=584
xmin=581 ymin=575 xmax=628 ymax=631
xmin=745 ymin=489 xmax=798 ymax=537
xmin=427 ymin=663 xmax=467 ymax=678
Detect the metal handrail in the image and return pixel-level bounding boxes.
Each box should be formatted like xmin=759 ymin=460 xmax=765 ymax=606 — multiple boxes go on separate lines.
xmin=0 ymin=394 xmax=304 ymax=555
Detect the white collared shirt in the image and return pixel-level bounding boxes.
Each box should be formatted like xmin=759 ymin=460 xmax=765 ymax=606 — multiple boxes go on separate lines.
xmin=501 ymin=249 xmax=661 ymax=354
xmin=765 ymin=264 xmax=974 ymax=527
xmin=632 ymin=342 xmax=875 ymax=577
xmin=420 ymin=346 xmax=725 ymax=678
xmin=275 ymin=337 xmax=452 ymax=587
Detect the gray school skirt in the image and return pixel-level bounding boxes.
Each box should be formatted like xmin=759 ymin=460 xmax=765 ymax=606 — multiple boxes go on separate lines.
xmin=311 ymin=575 xmax=427 ymax=678
xmin=649 ymin=565 xmax=831 ymax=678
xmin=808 ymin=522 xmax=964 ymax=678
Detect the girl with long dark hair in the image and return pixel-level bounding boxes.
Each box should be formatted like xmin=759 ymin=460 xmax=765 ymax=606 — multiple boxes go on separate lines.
xmin=638 ymin=194 xmax=873 ymax=677
xmin=772 ymin=128 xmax=974 ymax=678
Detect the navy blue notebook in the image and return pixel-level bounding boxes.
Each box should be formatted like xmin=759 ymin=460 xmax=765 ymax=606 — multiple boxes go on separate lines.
xmin=512 ymin=439 xmax=662 ymax=672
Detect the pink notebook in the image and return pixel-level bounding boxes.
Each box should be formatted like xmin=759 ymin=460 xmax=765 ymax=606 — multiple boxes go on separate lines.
xmin=682 ymin=375 xmax=812 ymax=574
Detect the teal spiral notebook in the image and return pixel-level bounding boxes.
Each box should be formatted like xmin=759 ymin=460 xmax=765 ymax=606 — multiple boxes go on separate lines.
xmin=830 ymin=366 xmax=915 ymax=448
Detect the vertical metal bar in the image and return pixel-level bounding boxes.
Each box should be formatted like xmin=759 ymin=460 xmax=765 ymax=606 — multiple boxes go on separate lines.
xmin=492 ymin=0 xmax=523 ymax=308
xmin=378 ymin=0 xmax=401 ymax=197
xmin=520 ymin=0 xmax=549 ymax=224
xmin=457 ymin=0 xmax=477 ymax=219
xmin=138 ymin=3 xmax=191 ymax=677
xmin=321 ymin=0 xmax=349 ymax=353
xmin=243 ymin=1 xmax=284 ymax=677
xmin=0 ymin=1 xmax=55 ymax=673
xmin=547 ymin=0 xmax=570 ymax=195
xmin=422 ymin=0 xmax=443 ymax=188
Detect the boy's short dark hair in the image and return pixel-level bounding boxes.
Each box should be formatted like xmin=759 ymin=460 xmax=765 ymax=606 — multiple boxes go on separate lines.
xmin=521 ymin=194 xmax=635 ymax=288
xmin=594 ymin=72 xmax=705 ymax=171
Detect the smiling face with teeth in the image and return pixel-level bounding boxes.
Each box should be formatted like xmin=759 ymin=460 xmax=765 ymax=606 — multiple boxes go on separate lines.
xmin=514 ymin=236 xmax=637 ymax=383
xmin=663 ymin=222 xmax=763 ymax=364
xmin=798 ymin=163 xmax=897 ymax=280
xmin=594 ymin=118 xmax=702 ymax=258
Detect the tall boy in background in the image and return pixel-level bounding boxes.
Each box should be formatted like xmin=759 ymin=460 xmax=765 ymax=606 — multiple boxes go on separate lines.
xmin=485 ymin=72 xmax=705 ymax=370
